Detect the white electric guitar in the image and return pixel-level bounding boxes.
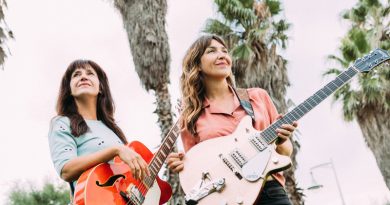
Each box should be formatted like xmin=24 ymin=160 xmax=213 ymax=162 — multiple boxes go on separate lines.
xmin=179 ymin=49 xmax=390 ymax=205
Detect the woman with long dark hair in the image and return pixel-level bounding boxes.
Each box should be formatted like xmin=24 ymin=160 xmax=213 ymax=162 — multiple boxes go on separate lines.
xmin=167 ymin=35 xmax=297 ymax=204
xmin=48 ymin=60 xmax=149 ymax=194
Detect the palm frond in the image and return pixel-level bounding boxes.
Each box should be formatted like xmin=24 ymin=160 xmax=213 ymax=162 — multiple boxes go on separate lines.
xmin=363 ymin=0 xmax=381 ymax=8
xmin=342 ymin=90 xmax=360 ymax=121
xmin=269 ymin=19 xmax=290 ymax=48
xmin=327 ymin=54 xmax=349 ymax=68
xmin=348 ymin=27 xmax=370 ymax=53
xmin=323 ymin=68 xmax=343 ymax=77
xmin=383 ymin=5 xmax=390 ymax=16
xmin=265 ymin=0 xmax=282 ymax=16
xmin=340 ymin=38 xmax=359 ymax=62
xmin=341 ymin=9 xmax=351 ymax=20
xmin=215 ymin=0 xmax=257 ymax=28
xmin=239 ymin=0 xmax=254 ymax=8
xmin=203 ymin=19 xmax=233 ymax=36
xmin=231 ymin=42 xmax=253 ymax=61
xmin=246 ymin=26 xmax=267 ymax=44
xmin=360 ymin=73 xmax=384 ymax=105
xmin=0 ymin=0 xmax=12 ymax=69
xmin=350 ymin=5 xmax=368 ymax=24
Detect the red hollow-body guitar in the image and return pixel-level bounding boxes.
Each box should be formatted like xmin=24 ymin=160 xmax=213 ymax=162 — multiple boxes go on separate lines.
xmin=73 ymin=121 xmax=182 ymax=205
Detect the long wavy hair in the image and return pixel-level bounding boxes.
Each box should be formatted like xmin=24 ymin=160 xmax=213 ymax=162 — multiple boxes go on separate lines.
xmin=180 ymin=35 xmax=235 ymax=135
xmin=56 ymin=59 xmax=127 ymax=144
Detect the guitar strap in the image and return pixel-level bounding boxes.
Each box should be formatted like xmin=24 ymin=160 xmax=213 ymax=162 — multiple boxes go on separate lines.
xmin=234 ymin=88 xmax=255 ymax=120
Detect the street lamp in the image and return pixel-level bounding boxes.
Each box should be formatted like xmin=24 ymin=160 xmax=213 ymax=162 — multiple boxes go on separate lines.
xmin=307 ymin=159 xmax=346 ymax=205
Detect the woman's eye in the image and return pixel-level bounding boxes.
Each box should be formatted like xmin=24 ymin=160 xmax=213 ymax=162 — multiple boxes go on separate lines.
xmin=207 ymin=50 xmax=215 ymax=53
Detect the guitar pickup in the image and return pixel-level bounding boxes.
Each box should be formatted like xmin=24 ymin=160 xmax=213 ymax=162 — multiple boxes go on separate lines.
xmin=229 ymin=149 xmax=247 ymax=167
xmin=249 ymin=133 xmax=267 ymax=151
xmin=219 ymin=154 xmax=242 ymax=180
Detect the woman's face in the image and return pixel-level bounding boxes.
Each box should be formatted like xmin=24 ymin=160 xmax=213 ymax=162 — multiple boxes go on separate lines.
xmin=70 ymin=65 xmax=100 ymax=99
xmin=199 ymin=39 xmax=232 ymax=80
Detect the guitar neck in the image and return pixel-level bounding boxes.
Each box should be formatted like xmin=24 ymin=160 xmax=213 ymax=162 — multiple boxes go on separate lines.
xmin=146 ymin=120 xmax=180 ymax=184
xmin=260 ymin=66 xmax=358 ymax=144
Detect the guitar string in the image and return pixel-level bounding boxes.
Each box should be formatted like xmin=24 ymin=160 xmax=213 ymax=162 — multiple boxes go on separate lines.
xmin=125 ymin=121 xmax=180 ymax=204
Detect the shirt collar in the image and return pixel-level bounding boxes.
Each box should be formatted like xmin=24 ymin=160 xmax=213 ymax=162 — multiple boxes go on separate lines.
xmin=202 ymin=85 xmax=242 ymax=114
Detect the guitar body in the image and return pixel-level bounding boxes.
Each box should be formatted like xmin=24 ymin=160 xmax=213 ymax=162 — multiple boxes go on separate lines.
xmin=179 ymin=116 xmax=291 ymax=205
xmin=73 ymin=141 xmax=172 ymax=205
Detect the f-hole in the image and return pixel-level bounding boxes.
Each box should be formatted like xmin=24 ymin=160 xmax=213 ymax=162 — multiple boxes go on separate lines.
xmin=96 ymin=174 xmax=126 ymax=187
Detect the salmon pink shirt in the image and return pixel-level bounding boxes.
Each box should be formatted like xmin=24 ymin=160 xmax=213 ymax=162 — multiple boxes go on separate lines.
xmin=181 ymin=87 xmax=286 ymax=186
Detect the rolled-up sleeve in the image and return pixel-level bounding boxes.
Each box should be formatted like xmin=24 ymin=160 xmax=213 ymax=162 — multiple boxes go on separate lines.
xmin=48 ymin=117 xmax=77 ymax=176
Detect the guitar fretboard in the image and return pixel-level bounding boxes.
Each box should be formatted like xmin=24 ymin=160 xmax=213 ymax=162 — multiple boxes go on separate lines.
xmin=255 ymin=67 xmax=358 ymax=144
xmin=143 ymin=120 xmax=180 ymax=187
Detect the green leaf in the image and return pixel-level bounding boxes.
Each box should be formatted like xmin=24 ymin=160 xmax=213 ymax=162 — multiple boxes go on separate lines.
xmin=203 ymin=19 xmax=233 ymax=36
xmin=231 ymin=42 xmax=253 ymax=61
xmin=240 ymin=0 xmax=254 ymax=8
xmin=348 ymin=28 xmax=370 ymax=53
xmin=265 ymin=0 xmax=282 ymax=15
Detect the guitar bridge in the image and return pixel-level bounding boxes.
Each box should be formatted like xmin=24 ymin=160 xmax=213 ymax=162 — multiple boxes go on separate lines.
xmin=185 ymin=172 xmax=225 ymax=205
xmin=119 ymin=185 xmax=144 ymax=205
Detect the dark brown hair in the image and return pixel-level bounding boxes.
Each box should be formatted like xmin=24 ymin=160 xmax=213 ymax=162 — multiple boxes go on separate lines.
xmin=56 ymin=59 xmax=127 ymax=144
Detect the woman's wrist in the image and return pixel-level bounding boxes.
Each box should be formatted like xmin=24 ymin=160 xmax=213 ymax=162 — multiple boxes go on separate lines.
xmin=114 ymin=145 xmax=124 ymax=155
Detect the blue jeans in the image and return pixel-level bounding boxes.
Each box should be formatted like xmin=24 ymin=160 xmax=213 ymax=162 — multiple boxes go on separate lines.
xmin=256 ymin=180 xmax=292 ymax=205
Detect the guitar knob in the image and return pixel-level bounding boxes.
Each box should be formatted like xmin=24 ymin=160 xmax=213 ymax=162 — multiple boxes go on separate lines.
xmin=272 ymin=157 xmax=279 ymax=164
xmin=235 ymin=197 xmax=243 ymax=204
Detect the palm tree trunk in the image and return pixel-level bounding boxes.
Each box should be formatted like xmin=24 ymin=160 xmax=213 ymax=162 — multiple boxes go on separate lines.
xmin=112 ymin=0 xmax=186 ymax=203
xmin=357 ymin=107 xmax=390 ymax=190
xmin=155 ymin=84 xmax=186 ymax=205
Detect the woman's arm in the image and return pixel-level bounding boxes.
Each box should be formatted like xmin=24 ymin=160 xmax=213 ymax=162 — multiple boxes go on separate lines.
xmin=61 ymin=145 xmax=149 ymax=182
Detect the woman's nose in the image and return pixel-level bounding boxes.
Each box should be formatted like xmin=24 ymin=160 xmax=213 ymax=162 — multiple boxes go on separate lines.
xmin=217 ymin=51 xmax=227 ymax=59
xmin=80 ymin=74 xmax=88 ymax=81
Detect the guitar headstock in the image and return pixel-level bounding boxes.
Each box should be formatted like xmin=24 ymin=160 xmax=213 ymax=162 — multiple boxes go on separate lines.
xmin=353 ymin=48 xmax=390 ymax=72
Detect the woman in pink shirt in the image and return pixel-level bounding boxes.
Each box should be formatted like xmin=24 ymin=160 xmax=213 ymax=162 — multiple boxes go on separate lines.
xmin=167 ymin=35 xmax=297 ymax=204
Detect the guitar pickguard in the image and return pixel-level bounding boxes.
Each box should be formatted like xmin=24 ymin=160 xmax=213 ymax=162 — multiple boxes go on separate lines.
xmin=241 ymin=147 xmax=271 ymax=182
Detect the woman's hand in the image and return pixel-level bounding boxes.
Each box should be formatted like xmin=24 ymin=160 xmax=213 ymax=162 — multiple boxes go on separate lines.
xmin=167 ymin=152 xmax=185 ymax=173
xmin=276 ymin=122 xmax=298 ymax=144
xmin=117 ymin=145 xmax=150 ymax=180
xmin=276 ymin=115 xmax=298 ymax=145
xmin=273 ymin=115 xmax=298 ymax=156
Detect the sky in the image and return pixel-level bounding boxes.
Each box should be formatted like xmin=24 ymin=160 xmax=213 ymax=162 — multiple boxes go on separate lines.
xmin=0 ymin=0 xmax=389 ymax=205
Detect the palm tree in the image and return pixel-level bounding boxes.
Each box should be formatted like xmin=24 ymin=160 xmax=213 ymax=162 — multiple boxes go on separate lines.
xmin=110 ymin=0 xmax=185 ymax=204
xmin=0 ymin=0 xmax=13 ymax=69
xmin=204 ymin=0 xmax=304 ymax=204
xmin=325 ymin=0 xmax=390 ymax=190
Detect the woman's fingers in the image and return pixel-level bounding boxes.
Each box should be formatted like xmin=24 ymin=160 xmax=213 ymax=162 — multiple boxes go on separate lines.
xmin=281 ymin=124 xmax=297 ymax=132
xmin=174 ymin=163 xmax=184 ymax=172
xmin=169 ymin=160 xmax=184 ymax=172
xmin=277 ymin=128 xmax=291 ymax=137
xmin=132 ymin=158 xmax=142 ymax=179
xmin=127 ymin=160 xmax=136 ymax=178
xmin=119 ymin=148 xmax=150 ymax=180
xmin=167 ymin=152 xmax=185 ymax=172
